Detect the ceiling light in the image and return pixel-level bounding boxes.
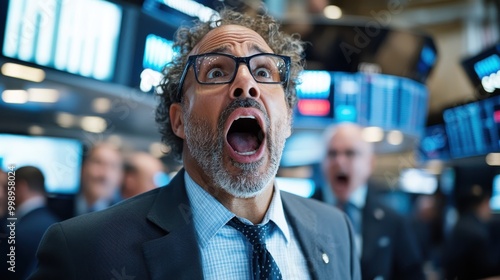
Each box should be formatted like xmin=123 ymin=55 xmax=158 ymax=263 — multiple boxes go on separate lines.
xmin=80 ymin=116 xmax=107 ymax=133
xmin=28 ymin=125 xmax=44 ymax=135
xmin=55 ymin=112 xmax=77 ymax=128
xmin=387 ymin=130 xmax=403 ymax=145
xmin=1 ymin=63 xmax=45 ymax=82
xmin=486 ymin=153 xmax=500 ymax=166
xmin=323 ymin=5 xmax=342 ymax=19
xmin=362 ymin=126 xmax=384 ymax=142
xmin=27 ymin=88 xmax=60 ymax=103
xmin=92 ymin=97 xmax=112 ymax=113
xmin=2 ymin=89 xmax=28 ymax=104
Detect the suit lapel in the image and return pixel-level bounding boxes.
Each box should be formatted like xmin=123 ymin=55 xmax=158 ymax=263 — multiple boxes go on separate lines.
xmin=281 ymin=192 xmax=336 ymax=280
xmin=142 ymin=169 xmax=203 ymax=280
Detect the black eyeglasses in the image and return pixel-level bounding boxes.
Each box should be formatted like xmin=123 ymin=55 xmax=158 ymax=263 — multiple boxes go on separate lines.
xmin=177 ymin=52 xmax=291 ymax=101
xmin=326 ymin=149 xmax=362 ymax=159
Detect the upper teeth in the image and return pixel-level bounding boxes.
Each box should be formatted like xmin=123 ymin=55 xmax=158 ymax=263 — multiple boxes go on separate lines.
xmin=236 ymin=150 xmax=257 ymax=156
xmin=236 ymin=115 xmax=255 ymax=120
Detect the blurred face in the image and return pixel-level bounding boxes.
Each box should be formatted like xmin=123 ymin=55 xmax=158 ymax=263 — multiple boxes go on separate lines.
xmin=322 ymin=125 xmax=374 ymax=203
xmin=172 ymin=25 xmax=292 ymax=198
xmin=122 ymin=153 xmax=164 ymax=199
xmin=81 ymin=145 xmax=123 ymax=202
xmin=0 ymin=171 xmax=6 ymax=215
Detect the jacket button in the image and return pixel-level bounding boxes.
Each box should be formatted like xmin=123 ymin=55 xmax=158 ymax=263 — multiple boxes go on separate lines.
xmin=321 ymin=253 xmax=329 ymax=264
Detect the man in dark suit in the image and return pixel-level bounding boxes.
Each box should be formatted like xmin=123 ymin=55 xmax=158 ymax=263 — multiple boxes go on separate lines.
xmin=29 ymin=8 xmax=360 ymax=280
xmin=0 ymin=166 xmax=59 ymax=280
xmin=321 ymin=123 xmax=424 ymax=280
xmin=443 ymin=184 xmax=500 ymax=279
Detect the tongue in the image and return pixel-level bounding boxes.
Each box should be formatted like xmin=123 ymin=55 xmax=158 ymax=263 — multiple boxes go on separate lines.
xmin=227 ymin=132 xmax=259 ymax=153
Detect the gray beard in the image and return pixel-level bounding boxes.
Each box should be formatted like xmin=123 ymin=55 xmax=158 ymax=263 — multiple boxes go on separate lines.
xmin=183 ymin=99 xmax=289 ymax=198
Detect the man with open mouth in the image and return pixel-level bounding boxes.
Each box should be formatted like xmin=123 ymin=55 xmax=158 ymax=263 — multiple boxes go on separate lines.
xmin=29 ymin=8 xmax=360 ymax=280
xmin=321 ymin=123 xmax=424 ymax=280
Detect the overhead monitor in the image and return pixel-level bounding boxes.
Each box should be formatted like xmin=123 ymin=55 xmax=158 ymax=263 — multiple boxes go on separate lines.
xmin=293 ymin=70 xmax=428 ymax=137
xmin=462 ymin=43 xmax=500 ymax=95
xmin=128 ymin=11 xmax=178 ymax=92
xmin=418 ymin=124 xmax=450 ymax=162
xmin=443 ymin=95 xmax=500 ymax=158
xmin=1 ymin=0 xmax=123 ymax=81
xmin=294 ymin=70 xmax=334 ymax=123
xmin=0 ymin=134 xmax=83 ymax=194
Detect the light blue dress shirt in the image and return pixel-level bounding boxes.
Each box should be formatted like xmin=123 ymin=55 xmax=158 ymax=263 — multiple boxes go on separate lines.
xmin=184 ymin=172 xmax=311 ymax=280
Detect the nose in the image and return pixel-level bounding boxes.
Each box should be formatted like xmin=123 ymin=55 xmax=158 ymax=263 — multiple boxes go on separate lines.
xmin=229 ymin=64 xmax=261 ymax=100
xmin=327 ymin=151 xmax=348 ymax=166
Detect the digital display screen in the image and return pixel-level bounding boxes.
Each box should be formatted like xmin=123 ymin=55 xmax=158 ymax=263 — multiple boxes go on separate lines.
xmin=128 ymin=11 xmax=178 ymax=92
xmin=332 ymin=72 xmax=428 ymax=132
xmin=0 ymin=134 xmax=83 ymax=194
xmin=418 ymin=124 xmax=450 ymax=161
xmin=462 ymin=43 xmax=500 ymax=94
xmin=2 ymin=0 xmax=122 ymax=81
xmin=295 ymin=70 xmax=333 ymax=118
xmin=443 ymin=95 xmax=500 ymax=158
xmin=293 ymin=71 xmax=428 ymax=136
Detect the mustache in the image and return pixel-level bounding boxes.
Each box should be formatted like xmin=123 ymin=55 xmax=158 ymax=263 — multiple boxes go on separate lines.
xmin=218 ymin=98 xmax=269 ymax=128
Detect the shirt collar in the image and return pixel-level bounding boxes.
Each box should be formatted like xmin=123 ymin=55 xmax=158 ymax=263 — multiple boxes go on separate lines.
xmin=17 ymin=196 xmax=46 ymax=219
xmin=75 ymin=193 xmax=112 ymax=215
xmin=184 ymin=171 xmax=291 ymax=248
xmin=349 ymin=185 xmax=368 ymax=209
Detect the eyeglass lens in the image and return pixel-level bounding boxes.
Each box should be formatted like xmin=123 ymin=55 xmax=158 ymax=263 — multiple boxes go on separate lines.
xmin=327 ymin=150 xmax=361 ymax=159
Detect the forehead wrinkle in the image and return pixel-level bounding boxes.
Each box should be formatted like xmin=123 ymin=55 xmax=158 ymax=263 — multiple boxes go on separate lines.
xmin=205 ymin=44 xmax=269 ymax=56
xmin=191 ymin=25 xmax=272 ymax=55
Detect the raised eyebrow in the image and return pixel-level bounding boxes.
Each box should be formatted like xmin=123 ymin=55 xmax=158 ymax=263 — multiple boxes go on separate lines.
xmin=208 ymin=46 xmax=230 ymax=54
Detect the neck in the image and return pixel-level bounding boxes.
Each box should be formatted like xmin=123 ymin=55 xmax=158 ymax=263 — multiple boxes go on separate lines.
xmin=214 ymin=183 xmax=274 ymax=224
xmin=184 ymin=159 xmax=275 ymax=224
xmin=82 ymin=190 xmax=103 ymax=207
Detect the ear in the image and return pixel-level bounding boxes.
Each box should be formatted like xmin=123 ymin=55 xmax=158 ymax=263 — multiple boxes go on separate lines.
xmin=170 ymin=103 xmax=185 ymax=139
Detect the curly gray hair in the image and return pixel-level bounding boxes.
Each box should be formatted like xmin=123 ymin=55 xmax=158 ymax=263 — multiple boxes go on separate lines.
xmin=156 ymin=8 xmax=305 ymax=161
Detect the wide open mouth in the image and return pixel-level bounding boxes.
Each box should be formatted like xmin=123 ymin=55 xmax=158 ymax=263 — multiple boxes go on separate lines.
xmin=335 ymin=173 xmax=350 ymax=185
xmin=227 ymin=116 xmax=264 ymax=155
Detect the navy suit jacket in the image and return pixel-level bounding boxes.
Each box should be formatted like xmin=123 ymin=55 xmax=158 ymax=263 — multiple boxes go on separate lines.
xmin=360 ymin=190 xmax=424 ymax=280
xmin=29 ymin=170 xmax=360 ymax=280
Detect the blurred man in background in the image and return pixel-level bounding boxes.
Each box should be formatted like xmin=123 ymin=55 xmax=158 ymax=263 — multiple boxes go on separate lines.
xmin=0 ymin=166 xmax=59 ymax=280
xmin=121 ymin=152 xmax=167 ymax=199
xmin=443 ymin=184 xmax=500 ymax=279
xmin=0 ymin=169 xmax=7 ymax=223
xmin=322 ymin=122 xmax=424 ymax=280
xmin=50 ymin=142 xmax=123 ymax=220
